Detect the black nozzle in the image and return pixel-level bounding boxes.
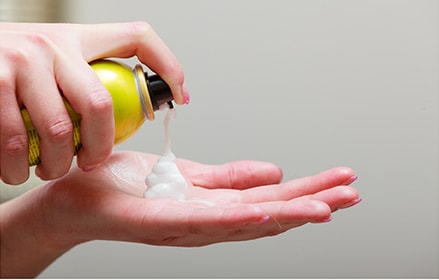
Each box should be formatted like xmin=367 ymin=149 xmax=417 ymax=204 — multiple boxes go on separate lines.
xmin=146 ymin=73 xmax=174 ymax=111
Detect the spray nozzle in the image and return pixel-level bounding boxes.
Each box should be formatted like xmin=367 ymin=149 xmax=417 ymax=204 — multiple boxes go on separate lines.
xmin=134 ymin=64 xmax=174 ymax=121
xmin=146 ymin=73 xmax=174 ymax=111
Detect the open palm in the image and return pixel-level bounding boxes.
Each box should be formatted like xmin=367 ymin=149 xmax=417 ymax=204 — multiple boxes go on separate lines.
xmin=37 ymin=151 xmax=360 ymax=249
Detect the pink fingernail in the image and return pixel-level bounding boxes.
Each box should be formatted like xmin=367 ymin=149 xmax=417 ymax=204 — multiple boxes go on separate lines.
xmin=316 ymin=215 xmax=333 ymax=223
xmin=342 ymin=175 xmax=358 ymax=185
xmin=339 ymin=197 xmax=363 ymax=209
xmin=182 ymin=84 xmax=190 ymax=104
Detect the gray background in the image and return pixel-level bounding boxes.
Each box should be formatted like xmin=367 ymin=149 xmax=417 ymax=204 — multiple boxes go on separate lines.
xmin=1 ymin=0 xmax=438 ymax=278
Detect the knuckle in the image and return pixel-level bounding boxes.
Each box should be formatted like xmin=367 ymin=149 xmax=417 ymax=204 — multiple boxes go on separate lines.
xmin=129 ymin=21 xmax=154 ymax=38
xmin=44 ymin=116 xmax=73 ymax=143
xmin=226 ymin=164 xmax=240 ymax=189
xmin=5 ymin=47 xmax=31 ymax=65
xmin=86 ymin=89 xmax=113 ymax=117
xmin=123 ymin=21 xmax=185 ymax=85
xmin=3 ymin=33 xmax=53 ymax=65
xmin=3 ymin=134 xmax=28 ymax=156
xmin=24 ymin=32 xmax=52 ymax=48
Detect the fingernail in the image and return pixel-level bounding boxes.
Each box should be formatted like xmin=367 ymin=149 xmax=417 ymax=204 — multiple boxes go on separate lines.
xmin=342 ymin=175 xmax=358 ymax=185
xmin=316 ymin=215 xmax=333 ymax=223
xmin=82 ymin=164 xmax=98 ymax=172
xmin=35 ymin=166 xmax=42 ymax=178
xmin=339 ymin=197 xmax=362 ymax=209
xmin=182 ymin=84 xmax=190 ymax=104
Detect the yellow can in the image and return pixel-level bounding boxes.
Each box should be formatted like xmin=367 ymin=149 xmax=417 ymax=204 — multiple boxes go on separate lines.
xmin=22 ymin=59 xmax=174 ymax=166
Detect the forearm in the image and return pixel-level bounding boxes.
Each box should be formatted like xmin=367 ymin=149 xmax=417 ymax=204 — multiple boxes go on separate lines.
xmin=0 ymin=186 xmax=71 ymax=278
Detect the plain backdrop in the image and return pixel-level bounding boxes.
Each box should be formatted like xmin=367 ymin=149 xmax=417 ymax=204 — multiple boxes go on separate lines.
xmin=1 ymin=0 xmax=438 ymax=278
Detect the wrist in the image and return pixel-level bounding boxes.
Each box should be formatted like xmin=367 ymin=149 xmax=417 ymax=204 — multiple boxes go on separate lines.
xmin=0 ymin=183 xmax=76 ymax=277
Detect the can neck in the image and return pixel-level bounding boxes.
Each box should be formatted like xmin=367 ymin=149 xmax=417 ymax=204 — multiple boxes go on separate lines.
xmin=134 ymin=64 xmax=155 ymax=121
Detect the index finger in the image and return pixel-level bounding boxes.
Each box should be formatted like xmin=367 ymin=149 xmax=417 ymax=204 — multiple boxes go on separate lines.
xmin=78 ymin=22 xmax=187 ymax=105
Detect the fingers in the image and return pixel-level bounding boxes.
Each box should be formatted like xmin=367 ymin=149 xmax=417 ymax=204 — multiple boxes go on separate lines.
xmin=0 ymin=30 xmax=76 ymax=182
xmin=310 ymin=186 xmax=361 ymax=212
xmin=119 ymin=197 xmax=333 ymax=246
xmin=54 ymin=57 xmax=114 ymax=171
xmin=239 ymin=166 xmax=357 ymax=203
xmin=49 ymin=152 xmax=360 ymax=247
xmin=181 ymin=188 xmax=359 ymax=245
xmin=179 ymin=159 xmax=284 ymax=189
xmin=17 ymin=59 xmax=75 ymax=180
xmin=252 ymin=199 xmax=332 ymax=226
xmin=282 ymin=166 xmax=356 ymax=197
xmin=78 ymin=22 xmax=188 ymax=105
xmin=0 ymin=66 xmax=29 ymax=184
xmin=254 ymin=186 xmax=361 ymax=236
xmin=1 ymin=22 xmax=186 ymax=184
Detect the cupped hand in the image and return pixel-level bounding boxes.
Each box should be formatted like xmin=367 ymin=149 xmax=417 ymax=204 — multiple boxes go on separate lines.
xmin=36 ymin=151 xmax=361 ymax=249
xmin=0 ymin=22 xmax=187 ymax=184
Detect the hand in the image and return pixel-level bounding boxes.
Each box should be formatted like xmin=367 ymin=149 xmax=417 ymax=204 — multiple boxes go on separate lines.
xmin=37 ymin=151 xmax=362 ymax=247
xmin=0 ymin=151 xmax=360 ymax=277
xmin=0 ymin=22 xmax=188 ymax=184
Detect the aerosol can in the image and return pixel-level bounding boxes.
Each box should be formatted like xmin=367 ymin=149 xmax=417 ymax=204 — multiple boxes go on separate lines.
xmin=22 ymin=59 xmax=174 ymax=166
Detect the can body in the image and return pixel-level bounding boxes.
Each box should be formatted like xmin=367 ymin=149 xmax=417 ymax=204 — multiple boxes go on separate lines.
xmin=23 ymin=60 xmax=145 ymax=166
xmin=90 ymin=60 xmax=146 ymax=144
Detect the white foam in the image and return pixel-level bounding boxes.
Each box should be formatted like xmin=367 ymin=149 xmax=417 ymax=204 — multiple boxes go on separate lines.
xmin=143 ymin=108 xmax=189 ymax=200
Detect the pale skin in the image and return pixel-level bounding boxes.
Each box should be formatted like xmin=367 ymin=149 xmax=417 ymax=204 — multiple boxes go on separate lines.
xmin=0 ymin=22 xmax=189 ymax=185
xmin=0 ymin=151 xmax=361 ymax=278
